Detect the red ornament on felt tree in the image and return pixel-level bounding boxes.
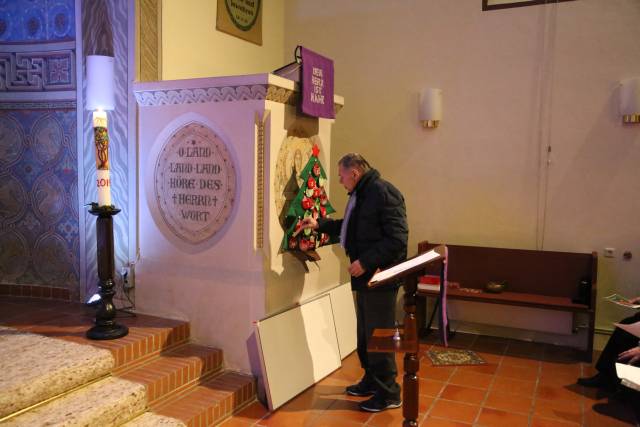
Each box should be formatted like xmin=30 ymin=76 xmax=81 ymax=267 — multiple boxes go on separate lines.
xmin=307 ymin=176 xmax=316 ymax=189
xmin=301 ymin=196 xmax=314 ymax=210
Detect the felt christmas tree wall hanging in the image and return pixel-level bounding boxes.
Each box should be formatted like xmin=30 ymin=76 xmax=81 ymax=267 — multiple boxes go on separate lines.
xmin=281 ymin=144 xmax=338 ymax=260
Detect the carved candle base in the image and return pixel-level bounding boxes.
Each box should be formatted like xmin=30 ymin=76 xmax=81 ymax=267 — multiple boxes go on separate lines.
xmin=86 ymin=205 xmax=129 ymax=340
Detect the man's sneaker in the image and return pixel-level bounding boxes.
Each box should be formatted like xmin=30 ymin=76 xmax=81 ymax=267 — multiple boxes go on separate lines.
xmin=359 ymin=394 xmax=402 ymax=412
xmin=345 ymin=381 xmax=377 ymax=396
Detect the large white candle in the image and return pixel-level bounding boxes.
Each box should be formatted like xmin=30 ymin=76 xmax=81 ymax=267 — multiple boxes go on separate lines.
xmin=93 ymin=110 xmax=111 ymax=206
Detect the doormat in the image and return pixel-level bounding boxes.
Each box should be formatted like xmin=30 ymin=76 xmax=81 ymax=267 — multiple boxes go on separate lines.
xmin=426 ymin=349 xmax=486 ymax=366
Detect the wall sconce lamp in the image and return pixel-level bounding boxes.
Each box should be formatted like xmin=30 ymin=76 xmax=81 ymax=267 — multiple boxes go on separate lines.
xmin=85 ymin=54 xmax=128 ymax=340
xmin=620 ymin=77 xmax=640 ymax=124
xmin=419 ymin=88 xmax=443 ymax=128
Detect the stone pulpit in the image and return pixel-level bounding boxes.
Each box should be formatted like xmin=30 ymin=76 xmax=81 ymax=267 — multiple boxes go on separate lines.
xmin=133 ymin=74 xmax=352 ymax=405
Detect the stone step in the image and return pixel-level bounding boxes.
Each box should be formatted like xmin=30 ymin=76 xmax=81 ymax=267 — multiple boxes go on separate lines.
xmin=150 ymin=371 xmax=257 ymax=427
xmin=0 ymin=297 xmax=191 ymax=372
xmin=2 ymin=376 xmax=146 ymax=427
xmin=0 ymin=326 xmax=114 ymax=419
xmin=116 ymin=343 xmax=224 ymax=405
xmin=0 ymin=297 xmax=258 ymax=426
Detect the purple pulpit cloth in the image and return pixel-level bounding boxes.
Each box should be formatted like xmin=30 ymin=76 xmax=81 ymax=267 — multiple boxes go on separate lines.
xmin=300 ymin=47 xmax=335 ymax=119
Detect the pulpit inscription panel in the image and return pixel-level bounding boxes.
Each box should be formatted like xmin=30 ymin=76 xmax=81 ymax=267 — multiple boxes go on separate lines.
xmin=154 ymin=121 xmax=236 ymax=244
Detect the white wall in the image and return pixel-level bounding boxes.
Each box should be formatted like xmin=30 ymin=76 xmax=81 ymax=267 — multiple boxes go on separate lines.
xmin=162 ymin=0 xmax=285 ymax=79
xmin=284 ymin=0 xmax=640 ymax=330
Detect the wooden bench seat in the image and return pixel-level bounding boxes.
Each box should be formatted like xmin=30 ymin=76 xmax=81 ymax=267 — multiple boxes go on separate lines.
xmin=417 ymin=288 xmax=589 ymax=312
xmin=416 ymin=241 xmax=597 ymax=361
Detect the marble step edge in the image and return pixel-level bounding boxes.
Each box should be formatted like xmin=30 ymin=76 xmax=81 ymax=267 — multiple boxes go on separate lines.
xmin=1 ymin=376 xmax=147 ymax=427
xmin=0 ymin=327 xmax=116 ymax=419
xmin=150 ymin=370 xmax=257 ymax=427
xmin=117 ymin=343 xmax=224 ymax=405
xmin=0 ymin=373 xmax=110 ymax=424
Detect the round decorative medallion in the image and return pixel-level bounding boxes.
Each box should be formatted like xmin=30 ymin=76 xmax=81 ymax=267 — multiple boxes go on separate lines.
xmin=154 ymin=121 xmax=236 ymax=245
xmin=24 ymin=8 xmax=44 ymax=39
xmin=0 ymin=14 xmax=9 ymax=40
xmin=0 ymin=230 xmax=29 ymax=281
xmin=49 ymin=4 xmax=72 ymax=38
xmin=32 ymin=114 xmax=63 ymax=165
xmin=34 ymin=232 xmax=72 ymax=285
xmin=224 ymin=0 xmax=260 ymax=31
xmin=31 ymin=173 xmax=65 ymax=224
xmin=0 ymin=114 xmax=25 ymax=166
xmin=274 ymin=136 xmax=316 ymax=227
xmin=0 ymin=172 xmax=27 ymax=225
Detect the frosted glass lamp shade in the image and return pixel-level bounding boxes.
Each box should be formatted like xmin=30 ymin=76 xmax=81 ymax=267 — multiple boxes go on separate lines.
xmin=419 ymin=88 xmax=442 ymax=128
xmin=86 ymin=55 xmax=115 ymax=111
xmin=620 ymin=78 xmax=640 ymax=124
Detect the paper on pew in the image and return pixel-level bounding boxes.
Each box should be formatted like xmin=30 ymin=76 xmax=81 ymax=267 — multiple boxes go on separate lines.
xmin=616 ymin=363 xmax=640 ymax=392
xmin=604 ymin=294 xmax=640 ymax=309
xmin=613 ymin=321 xmax=640 ymax=338
xmin=370 ymin=249 xmax=440 ymax=284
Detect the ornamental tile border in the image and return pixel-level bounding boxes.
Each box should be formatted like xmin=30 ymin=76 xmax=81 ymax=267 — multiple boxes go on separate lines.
xmin=135 ymin=84 xmax=272 ymax=106
xmin=0 ymin=100 xmax=77 ymax=110
xmin=134 ymin=83 xmax=343 ymax=114
xmin=0 ymin=50 xmax=76 ymax=92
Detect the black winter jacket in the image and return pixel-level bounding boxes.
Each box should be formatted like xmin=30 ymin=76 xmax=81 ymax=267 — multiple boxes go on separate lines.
xmin=318 ymin=169 xmax=408 ymax=291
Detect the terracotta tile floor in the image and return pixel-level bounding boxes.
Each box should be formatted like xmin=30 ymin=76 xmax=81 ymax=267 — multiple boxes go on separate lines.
xmin=221 ymin=333 xmax=639 ymax=427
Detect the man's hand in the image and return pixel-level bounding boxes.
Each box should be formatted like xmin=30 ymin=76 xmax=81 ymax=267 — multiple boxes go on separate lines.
xmin=300 ymin=217 xmax=318 ymax=231
xmin=629 ymin=296 xmax=640 ymax=304
xmin=618 ymin=346 xmax=640 ymax=365
xmin=348 ymin=260 xmax=366 ymax=278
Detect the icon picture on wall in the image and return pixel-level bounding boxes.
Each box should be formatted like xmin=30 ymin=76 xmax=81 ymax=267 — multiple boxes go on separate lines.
xmin=216 ymin=0 xmax=262 ymax=45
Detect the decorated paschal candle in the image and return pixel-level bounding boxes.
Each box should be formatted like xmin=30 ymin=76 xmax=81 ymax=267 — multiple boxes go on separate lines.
xmin=92 ymin=110 xmax=111 ymax=206
xmin=86 ymin=55 xmax=116 ymax=207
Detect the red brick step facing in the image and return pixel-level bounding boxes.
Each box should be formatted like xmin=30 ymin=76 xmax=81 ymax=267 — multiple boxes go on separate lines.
xmin=102 ymin=318 xmax=257 ymax=426
xmin=153 ymin=371 xmax=256 ymax=427
xmin=116 ymin=343 xmax=224 ymax=405
xmin=95 ymin=320 xmax=191 ymax=371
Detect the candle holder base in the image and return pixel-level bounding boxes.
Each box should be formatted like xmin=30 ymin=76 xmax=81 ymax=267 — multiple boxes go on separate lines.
xmin=87 ymin=323 xmax=129 ymax=340
xmin=86 ymin=204 xmax=129 ymax=341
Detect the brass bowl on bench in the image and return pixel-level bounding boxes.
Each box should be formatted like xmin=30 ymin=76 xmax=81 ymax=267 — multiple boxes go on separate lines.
xmin=485 ymin=281 xmax=507 ymax=293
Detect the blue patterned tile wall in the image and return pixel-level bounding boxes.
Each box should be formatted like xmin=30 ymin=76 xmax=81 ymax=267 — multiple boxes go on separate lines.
xmin=0 ymin=0 xmax=75 ymax=42
xmin=0 ymin=0 xmax=78 ymax=299
xmin=0 ymin=108 xmax=79 ymax=296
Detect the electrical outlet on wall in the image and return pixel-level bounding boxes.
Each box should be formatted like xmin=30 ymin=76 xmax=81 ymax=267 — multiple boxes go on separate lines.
xmin=604 ymin=247 xmax=615 ymax=258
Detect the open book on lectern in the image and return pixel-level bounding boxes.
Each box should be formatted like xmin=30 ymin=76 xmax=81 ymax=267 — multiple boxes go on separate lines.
xmin=368 ymin=245 xmax=446 ymax=288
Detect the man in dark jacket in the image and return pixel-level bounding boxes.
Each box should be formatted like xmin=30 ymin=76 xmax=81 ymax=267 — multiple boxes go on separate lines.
xmin=301 ymin=153 xmax=408 ymax=412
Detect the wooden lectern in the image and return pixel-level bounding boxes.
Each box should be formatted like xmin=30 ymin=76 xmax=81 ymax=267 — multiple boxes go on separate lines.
xmin=367 ymin=245 xmax=446 ymax=427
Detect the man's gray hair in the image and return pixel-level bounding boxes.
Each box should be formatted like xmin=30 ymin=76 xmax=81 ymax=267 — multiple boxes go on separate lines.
xmin=338 ymin=153 xmax=371 ymax=173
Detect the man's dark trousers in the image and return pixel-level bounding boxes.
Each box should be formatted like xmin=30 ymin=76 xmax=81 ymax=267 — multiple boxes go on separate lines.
xmin=356 ymin=287 xmax=401 ymax=399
